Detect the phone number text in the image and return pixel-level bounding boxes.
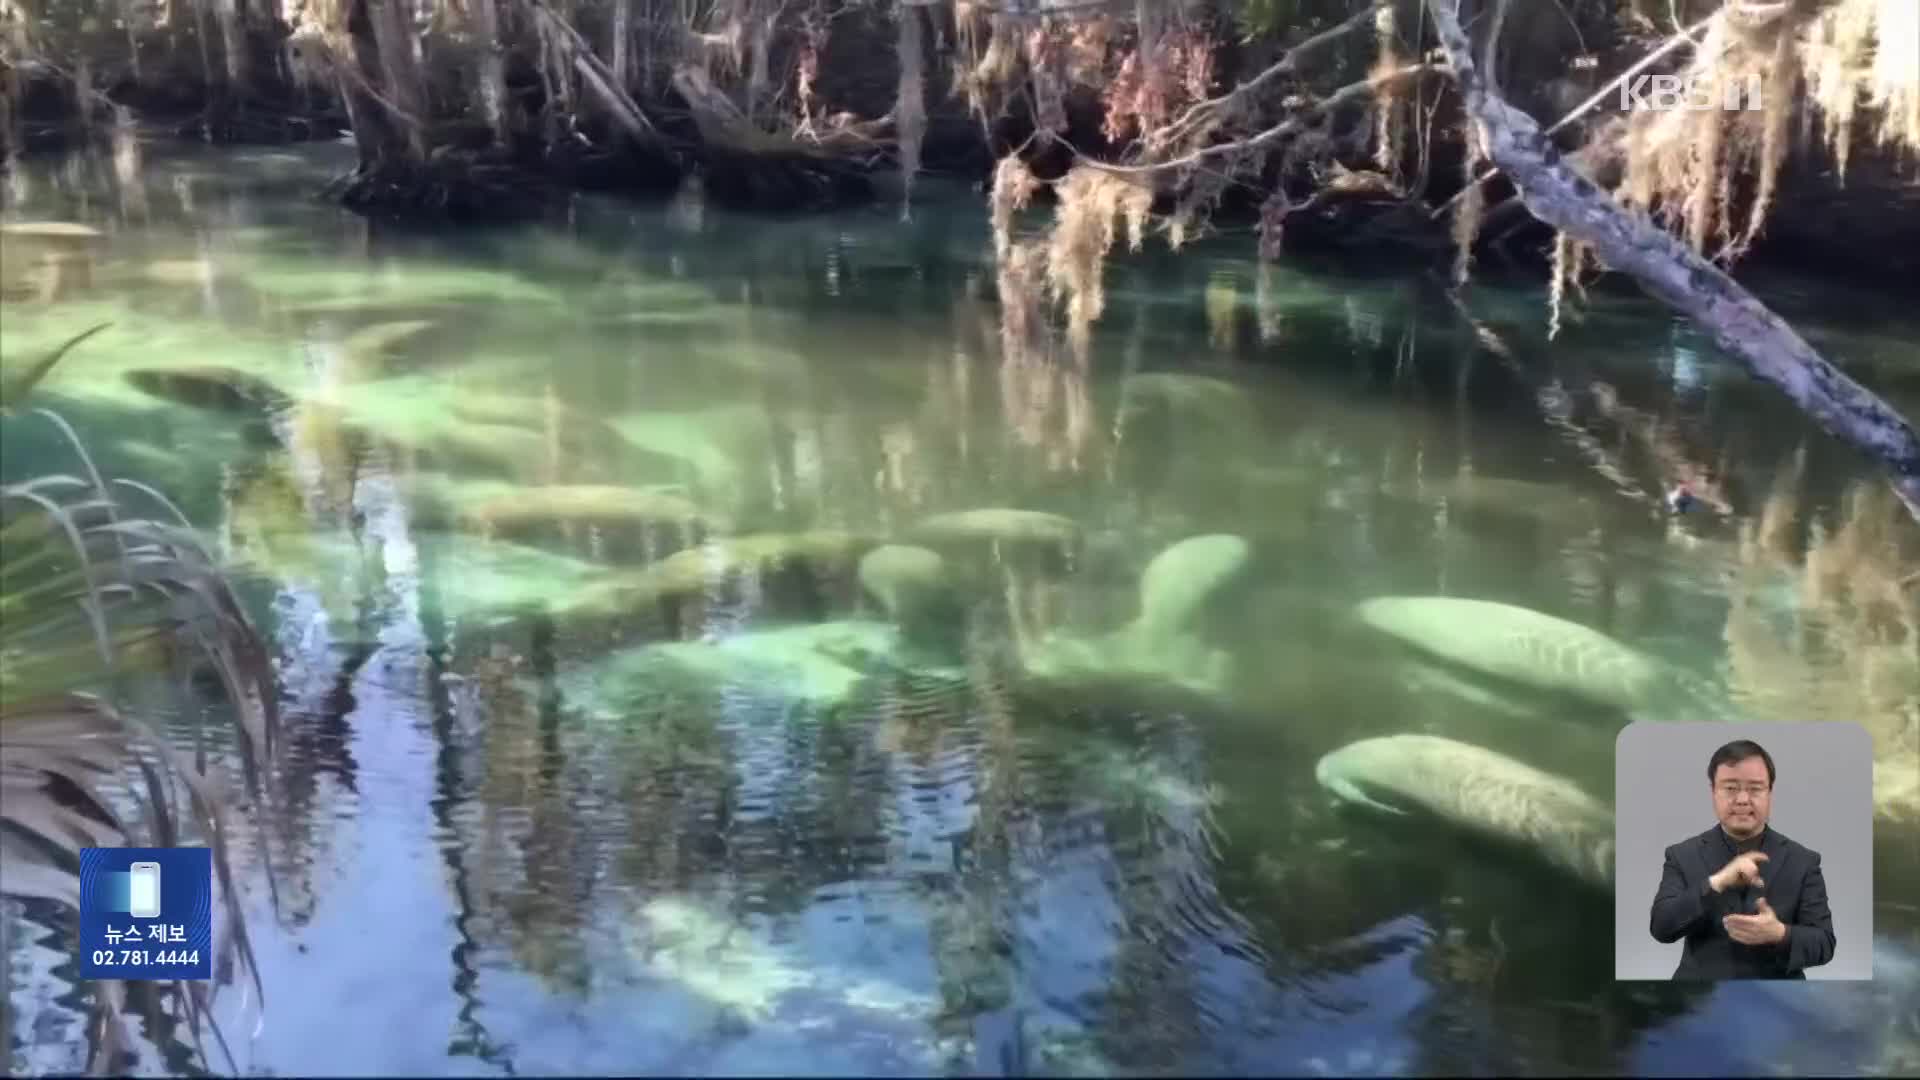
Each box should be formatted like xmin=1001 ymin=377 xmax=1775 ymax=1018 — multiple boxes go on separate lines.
xmin=89 ymin=949 xmax=201 ymax=967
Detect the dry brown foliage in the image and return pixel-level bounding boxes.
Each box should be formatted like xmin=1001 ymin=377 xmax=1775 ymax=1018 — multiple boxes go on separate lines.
xmin=1101 ymin=21 xmax=1217 ymax=155
xmin=986 ymin=152 xmax=1115 ymax=473
xmin=1615 ymin=0 xmax=1920 ymax=262
xmin=1451 ymin=112 xmax=1485 ymax=288
xmin=1045 ymin=165 xmax=1153 ymax=350
xmin=990 ymin=152 xmax=1152 ymax=353
xmin=952 ymin=0 xmax=1023 ymax=121
xmin=1546 ymin=230 xmax=1594 ymax=341
xmin=1369 ymin=0 xmax=1402 ymax=176
xmin=995 ymin=235 xmax=1092 ymax=471
xmin=989 ymin=151 xmax=1041 ymax=259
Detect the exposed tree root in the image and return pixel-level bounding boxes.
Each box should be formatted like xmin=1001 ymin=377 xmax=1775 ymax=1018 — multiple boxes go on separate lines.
xmin=690 ymin=143 xmax=883 ymax=210
xmin=323 ymin=150 xmax=559 ymax=222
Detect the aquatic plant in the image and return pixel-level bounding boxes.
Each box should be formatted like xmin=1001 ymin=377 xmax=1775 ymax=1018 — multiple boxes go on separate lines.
xmin=1 ymin=352 xmax=285 ymax=1072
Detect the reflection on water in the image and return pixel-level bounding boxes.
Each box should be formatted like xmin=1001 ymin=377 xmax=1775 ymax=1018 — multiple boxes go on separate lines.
xmin=3 ymin=141 xmax=1918 ymax=1077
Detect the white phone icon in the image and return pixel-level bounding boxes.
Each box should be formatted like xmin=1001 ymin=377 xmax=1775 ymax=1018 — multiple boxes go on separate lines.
xmin=128 ymin=862 xmax=162 ymax=919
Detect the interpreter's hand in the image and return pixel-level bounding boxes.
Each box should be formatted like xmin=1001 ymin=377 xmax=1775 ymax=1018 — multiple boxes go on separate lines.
xmin=1723 ymin=897 xmax=1787 ymax=946
xmin=1709 ymin=851 xmax=1769 ymax=893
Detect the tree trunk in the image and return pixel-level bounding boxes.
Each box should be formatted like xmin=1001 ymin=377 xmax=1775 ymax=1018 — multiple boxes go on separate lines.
xmin=218 ymin=0 xmax=249 ymax=95
xmin=1426 ymin=0 xmax=1920 ymax=521
xmin=342 ymin=0 xmax=423 ymax=172
xmin=474 ymin=0 xmax=510 ymax=145
xmin=610 ymin=0 xmax=632 ymax=95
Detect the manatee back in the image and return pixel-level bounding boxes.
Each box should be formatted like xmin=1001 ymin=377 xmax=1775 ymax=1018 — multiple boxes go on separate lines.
xmin=1325 ymin=733 xmax=1617 ymax=889
xmin=1354 ymin=596 xmax=1668 ymax=711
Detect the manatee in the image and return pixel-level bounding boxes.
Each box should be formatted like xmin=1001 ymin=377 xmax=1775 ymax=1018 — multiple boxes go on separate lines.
xmin=406 ymin=392 xmax=679 ymax=484
xmin=0 ymin=221 xmax=105 ymax=240
xmin=1117 ymin=372 xmax=1253 ymax=424
xmin=906 ymin=508 xmax=1080 ymax=549
xmin=1314 ymin=733 xmax=1615 ymax=890
xmin=239 ymin=256 xmax=563 ymax=309
xmin=1393 ymin=473 xmax=1603 ymax=523
xmin=124 ymin=365 xmax=295 ymax=418
xmin=605 ymin=405 xmax=773 ymax=507
xmin=340 ymin=318 xmax=436 ymax=358
xmin=1022 ymin=630 xmax=1234 ymax=703
xmin=857 ymin=545 xmax=949 ymax=613
xmin=656 ymin=623 xmax=887 ymax=707
xmin=1020 ymin=534 xmax=1251 ymax=701
xmin=1231 ymin=463 xmax=1324 ymax=495
xmin=321 ymin=379 xmax=555 ymax=474
xmin=455 ymin=482 xmax=720 ymax=533
xmin=580 ymin=531 xmax=882 ymax=611
xmin=139 ymin=258 xmax=218 ymax=287
xmin=569 ymin=620 xmax=907 ymax=713
xmin=615 ymin=894 xmax=811 ymax=1020
xmin=1079 ymin=742 xmax=1223 ymax=816
xmin=857 ymin=543 xmax=967 ymax=651
xmin=1352 ymin=596 xmax=1676 ymax=715
xmin=404 ymin=418 xmax=550 ymax=474
xmin=1390 ymin=654 xmax=1549 ymax=723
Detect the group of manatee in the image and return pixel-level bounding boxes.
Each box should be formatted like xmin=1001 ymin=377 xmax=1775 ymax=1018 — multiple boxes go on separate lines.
xmin=557 ymin=508 xmax=1258 ymax=722
xmin=585 ymin=499 xmax=1669 ymax=900
xmin=88 ymin=282 xmax=1702 ymax=901
xmin=1315 ymin=594 xmax=1724 ymax=893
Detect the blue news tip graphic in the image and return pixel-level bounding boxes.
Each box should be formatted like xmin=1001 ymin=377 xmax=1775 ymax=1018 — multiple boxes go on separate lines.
xmin=79 ymin=847 xmax=213 ymax=981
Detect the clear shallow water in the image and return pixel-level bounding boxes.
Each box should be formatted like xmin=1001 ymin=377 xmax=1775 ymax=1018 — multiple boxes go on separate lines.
xmin=2 ymin=141 xmax=1917 ymax=1077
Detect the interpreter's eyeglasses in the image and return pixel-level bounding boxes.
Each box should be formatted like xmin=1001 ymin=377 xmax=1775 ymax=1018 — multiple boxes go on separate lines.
xmin=1716 ymin=783 xmax=1770 ymax=799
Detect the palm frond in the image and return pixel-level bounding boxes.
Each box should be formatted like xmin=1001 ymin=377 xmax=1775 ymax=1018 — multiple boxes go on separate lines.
xmin=0 ymin=323 xmax=112 ymax=411
xmin=1 ymin=396 xmax=286 ymax=1075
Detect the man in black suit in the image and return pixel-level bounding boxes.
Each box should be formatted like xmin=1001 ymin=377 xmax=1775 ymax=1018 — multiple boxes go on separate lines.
xmin=1648 ymin=739 xmax=1837 ymax=979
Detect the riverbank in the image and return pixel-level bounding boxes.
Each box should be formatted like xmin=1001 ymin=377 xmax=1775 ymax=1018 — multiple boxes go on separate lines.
xmin=11 ymin=121 xmax=1914 ymax=300
xmin=4 ymin=4 xmax=1916 ymax=286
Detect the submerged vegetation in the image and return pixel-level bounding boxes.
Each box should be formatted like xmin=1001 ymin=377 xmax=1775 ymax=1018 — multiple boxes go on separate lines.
xmin=1 ymin=1 xmax=1918 ymax=1076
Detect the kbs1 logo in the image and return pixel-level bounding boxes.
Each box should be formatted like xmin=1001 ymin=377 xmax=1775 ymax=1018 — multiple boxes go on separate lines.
xmin=1620 ymin=72 xmax=1766 ymax=113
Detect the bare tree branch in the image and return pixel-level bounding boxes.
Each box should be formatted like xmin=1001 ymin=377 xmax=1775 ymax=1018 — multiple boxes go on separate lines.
xmin=942 ymin=0 xmax=1130 ymax=17
xmin=1154 ymin=2 xmax=1389 ymax=153
xmin=1076 ymin=64 xmax=1435 ymax=178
